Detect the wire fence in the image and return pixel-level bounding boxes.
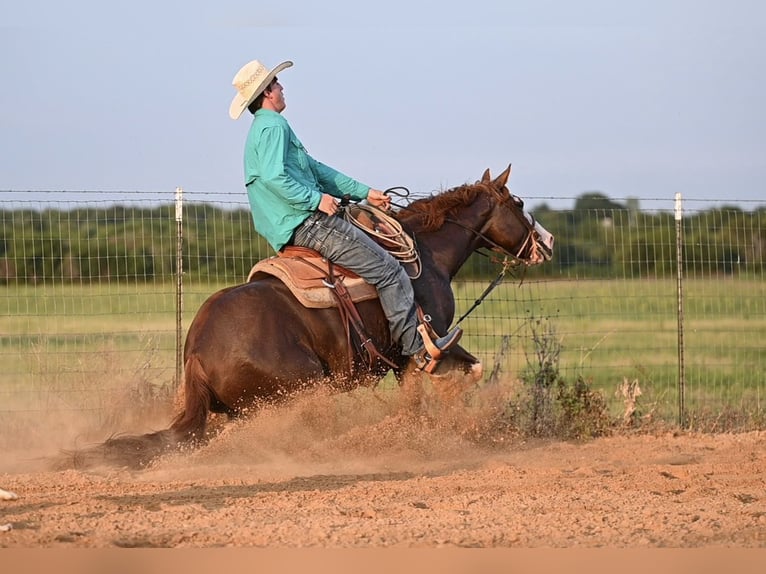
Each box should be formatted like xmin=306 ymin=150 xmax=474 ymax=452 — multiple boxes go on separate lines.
xmin=1 ymin=189 xmax=764 ymax=430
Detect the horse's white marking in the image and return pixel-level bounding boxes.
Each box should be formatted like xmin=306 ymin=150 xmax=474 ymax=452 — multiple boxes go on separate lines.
xmin=470 ymin=361 xmax=484 ymax=381
xmin=534 ymin=220 xmax=554 ymax=253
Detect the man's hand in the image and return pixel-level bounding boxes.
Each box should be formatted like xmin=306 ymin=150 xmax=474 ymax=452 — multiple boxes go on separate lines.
xmin=317 ymin=193 xmax=340 ymax=216
xmin=367 ymin=189 xmax=391 ymax=211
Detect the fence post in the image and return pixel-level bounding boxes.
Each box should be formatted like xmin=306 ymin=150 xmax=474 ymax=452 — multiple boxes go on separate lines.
xmin=175 ymin=187 xmax=184 ymax=388
xmin=674 ymin=192 xmax=686 ymax=426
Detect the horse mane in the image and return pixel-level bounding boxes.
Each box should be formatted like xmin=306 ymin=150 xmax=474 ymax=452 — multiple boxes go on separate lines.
xmin=397 ymin=181 xmax=498 ymax=233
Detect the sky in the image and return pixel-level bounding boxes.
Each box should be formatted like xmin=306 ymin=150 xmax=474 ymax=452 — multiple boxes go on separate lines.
xmin=1 ymin=0 xmax=764 ymax=211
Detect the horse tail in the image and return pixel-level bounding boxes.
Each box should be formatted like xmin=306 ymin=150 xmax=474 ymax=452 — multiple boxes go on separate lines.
xmin=61 ymin=354 xmax=214 ymax=470
xmin=169 ymin=353 xmax=213 ymax=442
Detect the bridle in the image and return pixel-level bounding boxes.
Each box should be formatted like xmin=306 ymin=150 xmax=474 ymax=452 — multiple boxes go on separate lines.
xmin=385 ymin=185 xmax=543 ymax=327
xmin=386 ymin=185 xmax=542 ymax=266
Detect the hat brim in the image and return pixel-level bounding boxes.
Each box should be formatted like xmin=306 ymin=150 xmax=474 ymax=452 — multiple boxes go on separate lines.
xmin=229 ymin=60 xmax=293 ymax=120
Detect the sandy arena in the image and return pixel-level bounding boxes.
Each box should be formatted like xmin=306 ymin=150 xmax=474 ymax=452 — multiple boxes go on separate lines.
xmin=1 ymin=383 xmax=764 ymax=549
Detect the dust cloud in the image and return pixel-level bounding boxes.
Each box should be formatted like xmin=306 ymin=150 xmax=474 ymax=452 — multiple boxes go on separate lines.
xmin=2 ymin=377 xmax=520 ymax=479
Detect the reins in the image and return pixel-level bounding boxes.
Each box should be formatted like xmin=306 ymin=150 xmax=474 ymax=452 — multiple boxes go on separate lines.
xmin=452 ymin=256 xmax=520 ymax=327
xmin=381 ymin=186 xmax=540 ymax=327
xmin=384 ymin=186 xmax=539 ymax=265
xmin=341 ymin=185 xmax=539 ymax=328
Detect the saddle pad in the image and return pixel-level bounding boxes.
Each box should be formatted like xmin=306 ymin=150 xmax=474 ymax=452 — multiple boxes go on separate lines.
xmin=247 ymin=255 xmax=379 ymax=309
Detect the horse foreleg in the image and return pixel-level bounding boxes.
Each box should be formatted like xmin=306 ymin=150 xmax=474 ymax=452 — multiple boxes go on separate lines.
xmin=397 ymin=360 xmax=428 ymax=414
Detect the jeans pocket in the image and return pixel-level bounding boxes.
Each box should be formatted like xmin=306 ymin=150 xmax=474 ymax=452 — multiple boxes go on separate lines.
xmin=294 ymin=213 xmax=326 ymax=250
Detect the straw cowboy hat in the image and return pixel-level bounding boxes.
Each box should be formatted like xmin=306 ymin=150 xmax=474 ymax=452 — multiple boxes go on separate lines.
xmin=229 ymin=59 xmax=293 ymax=120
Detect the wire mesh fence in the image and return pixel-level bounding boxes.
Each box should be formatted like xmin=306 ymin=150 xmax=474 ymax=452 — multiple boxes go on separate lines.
xmin=1 ymin=190 xmax=764 ymax=430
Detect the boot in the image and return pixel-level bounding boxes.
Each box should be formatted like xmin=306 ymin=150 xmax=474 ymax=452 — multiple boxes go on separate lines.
xmin=417 ymin=324 xmax=462 ymax=359
xmin=434 ymin=325 xmax=463 ymax=350
xmin=412 ymin=325 xmax=463 ymax=373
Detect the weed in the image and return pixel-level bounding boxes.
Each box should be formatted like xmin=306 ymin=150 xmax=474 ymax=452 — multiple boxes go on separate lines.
xmin=616 ymin=377 xmax=643 ymax=426
xmin=516 ymin=315 xmax=613 ymax=439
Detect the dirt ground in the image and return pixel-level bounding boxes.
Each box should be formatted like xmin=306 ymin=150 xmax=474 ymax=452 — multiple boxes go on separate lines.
xmin=1 ymin=383 xmax=765 ymax=548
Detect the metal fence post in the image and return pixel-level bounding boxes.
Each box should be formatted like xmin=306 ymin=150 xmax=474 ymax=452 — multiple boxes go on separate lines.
xmin=175 ymin=187 xmax=184 ymax=387
xmin=675 ymin=192 xmax=686 ymax=426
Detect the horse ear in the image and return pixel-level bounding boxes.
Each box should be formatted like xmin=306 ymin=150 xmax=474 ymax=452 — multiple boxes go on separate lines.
xmin=481 ymin=168 xmax=491 ymax=183
xmin=493 ymin=164 xmax=512 ymax=188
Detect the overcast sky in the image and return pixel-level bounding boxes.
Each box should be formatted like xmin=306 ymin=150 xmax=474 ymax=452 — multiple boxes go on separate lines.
xmin=1 ymin=0 xmax=764 ymax=210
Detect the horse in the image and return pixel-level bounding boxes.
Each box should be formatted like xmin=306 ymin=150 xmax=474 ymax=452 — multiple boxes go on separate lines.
xmin=81 ymin=165 xmax=554 ymax=469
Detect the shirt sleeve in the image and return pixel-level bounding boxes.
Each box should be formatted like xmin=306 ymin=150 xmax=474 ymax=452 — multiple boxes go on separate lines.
xmin=309 ymin=157 xmax=370 ymax=201
xmin=256 ymin=126 xmax=322 ymax=211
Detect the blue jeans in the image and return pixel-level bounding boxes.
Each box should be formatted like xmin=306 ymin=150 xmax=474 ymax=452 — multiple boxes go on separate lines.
xmin=291 ymin=212 xmax=422 ymax=356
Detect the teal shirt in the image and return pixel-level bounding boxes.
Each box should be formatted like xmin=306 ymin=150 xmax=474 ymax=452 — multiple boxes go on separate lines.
xmin=243 ymin=109 xmax=371 ymax=252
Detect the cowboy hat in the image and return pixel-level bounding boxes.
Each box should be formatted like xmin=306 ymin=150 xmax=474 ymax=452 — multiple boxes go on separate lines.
xmin=229 ymin=59 xmax=293 ymax=120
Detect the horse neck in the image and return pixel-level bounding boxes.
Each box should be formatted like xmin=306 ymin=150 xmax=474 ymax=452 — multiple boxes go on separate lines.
xmin=418 ymin=226 xmax=477 ymax=279
xmin=413 ymin=200 xmax=488 ymax=279
xmin=407 ymin=202 xmax=488 ymax=334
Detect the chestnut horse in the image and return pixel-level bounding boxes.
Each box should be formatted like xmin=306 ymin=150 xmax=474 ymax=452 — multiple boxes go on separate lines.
xmin=86 ymin=166 xmax=554 ymax=468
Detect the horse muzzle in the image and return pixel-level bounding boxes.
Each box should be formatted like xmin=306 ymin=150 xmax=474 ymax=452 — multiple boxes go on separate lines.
xmin=530 ymin=221 xmax=554 ymax=264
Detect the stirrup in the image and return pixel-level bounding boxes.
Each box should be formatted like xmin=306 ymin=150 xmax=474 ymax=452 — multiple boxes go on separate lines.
xmin=412 ymin=348 xmax=440 ymax=374
xmin=416 ymin=324 xmax=463 ymax=362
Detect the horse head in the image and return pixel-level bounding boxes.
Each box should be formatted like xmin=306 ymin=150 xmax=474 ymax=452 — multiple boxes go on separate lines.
xmin=399 ymin=166 xmax=554 ymax=271
xmin=478 ymin=164 xmax=554 ymax=266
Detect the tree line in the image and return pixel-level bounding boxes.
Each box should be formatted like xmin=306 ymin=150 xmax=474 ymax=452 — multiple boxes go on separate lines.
xmin=1 ymin=193 xmax=764 ymax=284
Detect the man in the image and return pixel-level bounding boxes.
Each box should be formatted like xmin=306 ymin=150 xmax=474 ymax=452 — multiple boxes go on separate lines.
xmin=229 ymin=58 xmax=461 ymax=370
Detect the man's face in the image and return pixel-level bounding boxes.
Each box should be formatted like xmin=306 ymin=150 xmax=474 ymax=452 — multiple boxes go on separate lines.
xmin=263 ymin=78 xmax=286 ymax=112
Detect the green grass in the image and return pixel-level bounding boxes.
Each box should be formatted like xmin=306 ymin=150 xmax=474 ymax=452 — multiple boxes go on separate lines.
xmin=453 ymin=277 xmax=766 ymax=421
xmin=0 ymin=282 xmax=218 ymax=410
xmin=1 ymin=277 xmax=764 ymax=424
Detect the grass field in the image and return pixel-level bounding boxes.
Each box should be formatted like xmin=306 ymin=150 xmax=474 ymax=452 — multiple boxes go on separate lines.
xmin=454 ymin=276 xmax=765 ymax=423
xmin=1 ymin=277 xmax=764 ymax=425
